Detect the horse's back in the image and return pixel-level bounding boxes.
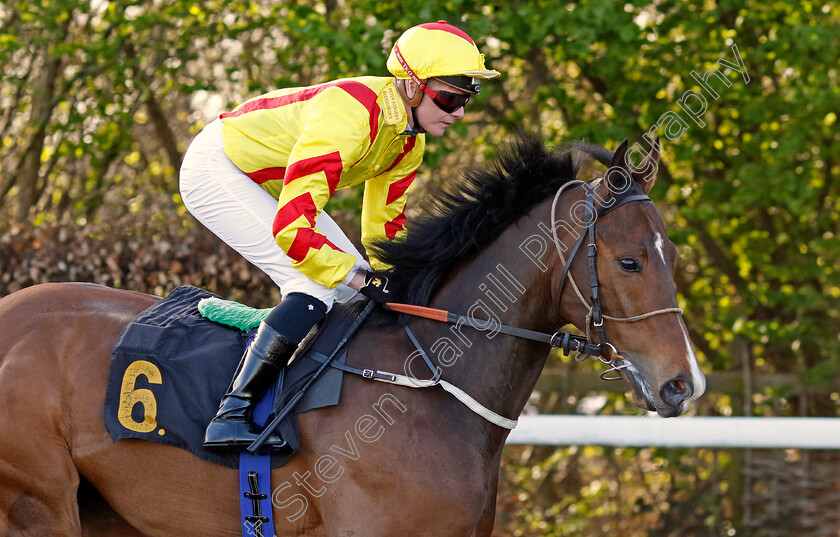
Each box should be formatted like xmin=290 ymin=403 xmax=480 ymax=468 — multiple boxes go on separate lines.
xmin=0 ymin=283 xmax=155 ymax=410
xmin=0 ymin=282 xmax=157 ymax=445
xmin=0 ymin=283 xmax=265 ymax=536
xmin=0 ymin=284 xmax=491 ymax=536
xmin=0 ymin=282 xmax=156 ymax=392
xmin=0 ymin=282 xmax=155 ymax=324
xmin=0 ymin=283 xmax=157 ymax=536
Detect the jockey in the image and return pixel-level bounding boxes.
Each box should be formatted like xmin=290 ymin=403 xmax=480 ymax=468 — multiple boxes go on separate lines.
xmin=180 ymin=21 xmax=500 ymax=449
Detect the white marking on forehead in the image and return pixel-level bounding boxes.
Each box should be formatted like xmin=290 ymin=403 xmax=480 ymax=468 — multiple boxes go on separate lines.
xmin=681 ymin=323 xmax=706 ymax=399
xmin=654 ymin=232 xmax=666 ymax=266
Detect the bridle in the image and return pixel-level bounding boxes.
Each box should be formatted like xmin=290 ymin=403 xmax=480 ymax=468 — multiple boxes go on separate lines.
xmin=255 ymin=177 xmax=689 ymax=439
xmin=549 ymin=178 xmax=684 ymax=379
xmin=388 ymin=177 xmax=684 ymax=381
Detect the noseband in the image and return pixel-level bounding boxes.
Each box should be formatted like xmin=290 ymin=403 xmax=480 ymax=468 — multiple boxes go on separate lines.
xmin=549 ymin=179 xmax=684 ymax=379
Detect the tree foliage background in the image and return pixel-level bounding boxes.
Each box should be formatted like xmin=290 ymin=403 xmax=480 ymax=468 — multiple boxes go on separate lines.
xmin=1 ymin=0 xmax=838 ymax=535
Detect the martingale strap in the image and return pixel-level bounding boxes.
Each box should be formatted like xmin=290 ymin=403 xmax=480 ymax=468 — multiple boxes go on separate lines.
xmin=244 ymin=184 xmax=670 ymax=435
xmin=306 ymin=325 xmax=519 ymax=430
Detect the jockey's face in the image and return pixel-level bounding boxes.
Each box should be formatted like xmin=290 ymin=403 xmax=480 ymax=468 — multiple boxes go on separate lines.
xmin=407 ymin=79 xmax=468 ymax=137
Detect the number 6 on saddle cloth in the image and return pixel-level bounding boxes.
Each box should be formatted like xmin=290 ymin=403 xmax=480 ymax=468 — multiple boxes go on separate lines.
xmin=104 ymin=285 xmax=366 ymax=470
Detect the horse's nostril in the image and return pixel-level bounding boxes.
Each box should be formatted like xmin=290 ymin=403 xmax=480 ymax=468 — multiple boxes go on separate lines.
xmin=660 ymin=375 xmax=693 ymax=407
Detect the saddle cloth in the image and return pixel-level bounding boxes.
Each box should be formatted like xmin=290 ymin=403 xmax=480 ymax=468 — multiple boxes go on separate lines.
xmin=103 ymin=285 xmax=362 ymax=469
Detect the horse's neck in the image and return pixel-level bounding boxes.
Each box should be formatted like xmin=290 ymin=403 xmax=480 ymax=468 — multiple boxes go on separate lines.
xmin=420 ymin=203 xmax=561 ymax=427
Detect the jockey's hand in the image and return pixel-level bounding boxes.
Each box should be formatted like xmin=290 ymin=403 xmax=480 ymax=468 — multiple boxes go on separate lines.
xmin=359 ymin=271 xmax=401 ymax=304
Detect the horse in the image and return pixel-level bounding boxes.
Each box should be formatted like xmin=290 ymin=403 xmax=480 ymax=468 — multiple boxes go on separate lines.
xmin=0 ymin=134 xmax=705 ymax=536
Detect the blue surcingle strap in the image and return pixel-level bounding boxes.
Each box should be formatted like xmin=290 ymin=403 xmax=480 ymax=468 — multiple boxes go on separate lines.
xmin=239 ymin=337 xmax=276 ymax=537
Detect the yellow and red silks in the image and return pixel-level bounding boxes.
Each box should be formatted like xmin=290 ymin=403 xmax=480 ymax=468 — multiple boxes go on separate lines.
xmin=220 ymin=76 xmax=424 ymax=289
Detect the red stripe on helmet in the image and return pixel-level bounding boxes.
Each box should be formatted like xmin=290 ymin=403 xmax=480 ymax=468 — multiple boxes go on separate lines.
xmin=418 ymin=21 xmax=474 ymax=45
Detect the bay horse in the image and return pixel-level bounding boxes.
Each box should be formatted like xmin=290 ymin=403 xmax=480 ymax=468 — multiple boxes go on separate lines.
xmin=0 ymin=135 xmax=705 ymax=536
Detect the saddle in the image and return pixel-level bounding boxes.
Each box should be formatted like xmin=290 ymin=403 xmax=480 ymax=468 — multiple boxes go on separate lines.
xmin=103 ymin=285 xmax=368 ymax=469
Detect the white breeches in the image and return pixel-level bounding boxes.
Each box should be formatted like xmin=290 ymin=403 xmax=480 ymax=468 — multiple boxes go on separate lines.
xmin=179 ymin=119 xmax=369 ymax=310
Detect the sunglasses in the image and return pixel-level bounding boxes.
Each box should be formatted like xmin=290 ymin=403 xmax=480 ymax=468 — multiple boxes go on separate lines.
xmin=421 ymin=86 xmax=472 ymax=114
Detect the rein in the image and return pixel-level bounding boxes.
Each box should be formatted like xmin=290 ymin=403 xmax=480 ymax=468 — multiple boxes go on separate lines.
xmin=384 ymin=303 xmax=608 ymax=358
xmin=322 ymin=180 xmax=686 ymax=432
xmin=389 ymin=180 xmax=682 ymax=375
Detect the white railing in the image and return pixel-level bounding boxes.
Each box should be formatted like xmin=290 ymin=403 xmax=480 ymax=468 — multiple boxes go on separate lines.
xmin=506 ymin=415 xmax=840 ymax=449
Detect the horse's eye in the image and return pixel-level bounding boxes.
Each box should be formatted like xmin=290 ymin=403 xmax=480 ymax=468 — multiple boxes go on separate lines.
xmin=619 ymin=258 xmax=641 ymax=272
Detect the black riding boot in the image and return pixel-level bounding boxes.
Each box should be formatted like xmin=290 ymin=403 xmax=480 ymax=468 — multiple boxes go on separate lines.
xmin=203 ymin=322 xmax=295 ymax=449
xmin=204 ymin=293 xmax=327 ymax=449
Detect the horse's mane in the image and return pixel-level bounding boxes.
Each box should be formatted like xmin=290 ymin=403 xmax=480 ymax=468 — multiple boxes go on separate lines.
xmin=368 ymin=132 xmax=614 ymax=308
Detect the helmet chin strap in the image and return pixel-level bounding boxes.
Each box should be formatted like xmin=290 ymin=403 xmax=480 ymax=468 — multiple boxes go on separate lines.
xmin=408 ymin=107 xmax=425 ymax=136
xmin=394 ymin=77 xmax=425 ymax=136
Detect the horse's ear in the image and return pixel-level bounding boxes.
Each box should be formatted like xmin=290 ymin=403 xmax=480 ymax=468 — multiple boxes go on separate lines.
xmin=633 ymin=136 xmax=660 ymax=194
xmin=598 ymin=139 xmax=632 ymax=198
xmin=610 ymin=139 xmax=630 ymax=170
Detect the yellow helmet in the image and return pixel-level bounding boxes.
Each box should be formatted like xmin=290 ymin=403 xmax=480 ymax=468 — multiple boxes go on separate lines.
xmin=387 ymin=21 xmax=500 ymax=92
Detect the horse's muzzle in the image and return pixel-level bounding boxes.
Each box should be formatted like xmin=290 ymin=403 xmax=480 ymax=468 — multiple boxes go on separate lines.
xmin=619 ymin=360 xmax=694 ymax=417
xmin=660 ymin=375 xmax=694 ymax=408
xmin=650 ymin=375 xmax=694 ymax=417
